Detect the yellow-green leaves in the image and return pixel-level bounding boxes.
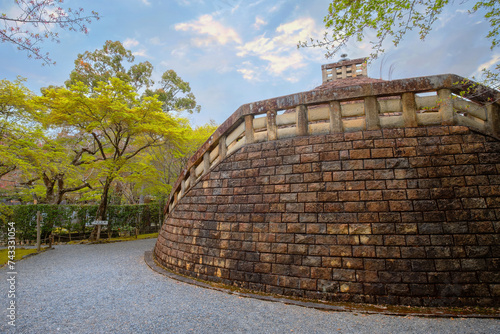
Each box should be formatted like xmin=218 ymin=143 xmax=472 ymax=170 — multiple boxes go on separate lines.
xmin=301 ymin=0 xmax=498 ymax=60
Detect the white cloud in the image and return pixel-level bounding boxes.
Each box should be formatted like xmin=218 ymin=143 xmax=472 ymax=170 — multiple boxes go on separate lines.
xmin=176 ymin=0 xmax=203 ymax=4
xmin=170 ymin=46 xmax=188 ymax=59
xmin=475 ymin=54 xmax=500 ymax=75
xmin=261 ymin=53 xmax=306 ymax=75
xmin=237 ymin=68 xmax=259 ymax=81
xmin=133 ymin=49 xmax=150 ymax=58
xmin=236 ymin=17 xmax=323 ymax=80
xmin=175 ymin=15 xmax=242 ymax=46
xmin=141 ymin=0 xmax=151 ymax=5
xmin=237 ymin=62 xmax=261 ymax=82
xmin=269 ymin=1 xmax=284 ymax=13
xmin=123 ymin=38 xmax=140 ymax=48
xmin=149 ymin=37 xmax=163 ymax=45
xmin=236 ymin=36 xmax=275 ymax=57
xmin=122 ymin=39 xmax=150 ymax=58
xmin=253 ymin=16 xmax=267 ymax=30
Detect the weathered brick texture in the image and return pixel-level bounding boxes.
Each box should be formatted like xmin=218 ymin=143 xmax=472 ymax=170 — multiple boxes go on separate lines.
xmin=154 ymin=126 xmax=500 ymax=307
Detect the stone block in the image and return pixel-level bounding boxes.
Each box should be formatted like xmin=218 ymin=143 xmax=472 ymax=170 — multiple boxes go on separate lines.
xmin=387 ymin=283 xmax=410 ymax=295
xmin=375 ymin=246 xmax=401 ymax=259
xmin=366 ymin=201 xmax=389 ymax=212
xmin=332 ymin=269 xmax=356 ymax=281
xmin=330 ymin=245 xmax=352 ymax=257
xmin=379 ymin=271 xmax=402 ymax=283
xmin=359 ymin=235 xmax=384 ymax=245
xmin=452 ymin=272 xmax=478 ymax=284
xmin=385 ymin=259 xmax=410 ymax=271
xmin=343 ymin=258 xmax=364 ymax=269
xmin=372 ymin=223 xmax=395 ymax=234
xmin=349 ymin=223 xmax=372 ymax=234
xmin=364 ymin=283 xmax=386 ymax=295
xmin=352 ymin=246 xmax=376 ymax=258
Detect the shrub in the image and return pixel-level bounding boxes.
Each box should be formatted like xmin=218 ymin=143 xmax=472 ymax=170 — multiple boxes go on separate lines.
xmin=2 ymin=203 xmax=163 ymax=241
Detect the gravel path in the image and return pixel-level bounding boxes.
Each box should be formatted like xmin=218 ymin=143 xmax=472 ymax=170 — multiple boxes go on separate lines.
xmin=1 ymin=239 xmax=499 ymax=334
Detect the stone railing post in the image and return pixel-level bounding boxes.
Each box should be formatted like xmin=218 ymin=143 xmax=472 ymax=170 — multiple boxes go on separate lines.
xmin=321 ymin=65 xmax=328 ymax=83
xmin=245 ymin=115 xmax=255 ymax=144
xmin=267 ymin=110 xmax=277 ymax=141
xmin=296 ymin=105 xmax=308 ymax=137
xmin=351 ymin=64 xmax=357 ymax=77
xmin=203 ymin=151 xmax=210 ymax=174
xmin=341 ymin=66 xmax=347 ymax=79
xmin=180 ymin=179 xmax=186 ymax=198
xmin=173 ymin=191 xmax=178 ymax=206
xmin=364 ymin=96 xmax=381 ymax=130
xmin=401 ymin=92 xmax=418 ymax=127
xmin=219 ymin=135 xmax=227 ymax=160
xmin=486 ymin=103 xmax=500 ymax=138
xmin=438 ymin=89 xmax=455 ymax=125
xmin=329 ymin=101 xmax=342 ymax=133
xmin=189 ymin=166 xmax=196 ymax=188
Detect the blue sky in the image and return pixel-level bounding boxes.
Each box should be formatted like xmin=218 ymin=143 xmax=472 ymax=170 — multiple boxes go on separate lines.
xmin=1 ymin=0 xmax=498 ymax=127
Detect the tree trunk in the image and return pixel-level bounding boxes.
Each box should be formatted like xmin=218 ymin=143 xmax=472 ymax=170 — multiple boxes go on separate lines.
xmin=42 ymin=173 xmax=56 ymax=204
xmin=89 ymin=176 xmax=113 ymax=241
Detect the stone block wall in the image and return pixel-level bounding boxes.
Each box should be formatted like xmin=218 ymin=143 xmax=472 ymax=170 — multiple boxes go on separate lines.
xmin=154 ymin=125 xmax=500 ymax=307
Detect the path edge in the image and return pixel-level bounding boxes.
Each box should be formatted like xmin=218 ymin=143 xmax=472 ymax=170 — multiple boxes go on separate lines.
xmin=145 ymin=251 xmax=499 ymax=319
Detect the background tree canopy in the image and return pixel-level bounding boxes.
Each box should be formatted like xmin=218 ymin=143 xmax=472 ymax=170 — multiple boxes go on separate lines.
xmin=0 ymin=41 xmax=216 ymax=223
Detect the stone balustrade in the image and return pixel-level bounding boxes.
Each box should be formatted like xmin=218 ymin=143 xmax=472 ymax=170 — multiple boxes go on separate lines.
xmin=166 ymin=74 xmax=500 ymax=216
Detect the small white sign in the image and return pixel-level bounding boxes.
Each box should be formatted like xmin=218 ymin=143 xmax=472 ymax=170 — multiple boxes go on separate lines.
xmin=91 ymin=220 xmax=108 ymax=226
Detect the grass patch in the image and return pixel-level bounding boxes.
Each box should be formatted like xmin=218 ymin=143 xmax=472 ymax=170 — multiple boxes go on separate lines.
xmin=0 ymin=247 xmax=47 ymax=266
xmin=68 ymin=232 xmax=159 ymax=244
xmin=106 ymin=232 xmax=159 ymax=242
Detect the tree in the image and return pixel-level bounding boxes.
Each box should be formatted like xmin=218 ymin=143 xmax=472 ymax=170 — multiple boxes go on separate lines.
xmin=0 ymin=78 xmax=93 ymax=203
xmin=122 ymin=121 xmax=218 ymax=202
xmin=66 ymin=40 xmax=152 ymax=91
xmin=40 ymin=78 xmax=188 ymax=228
xmin=299 ymin=1 xmax=499 ymax=89
xmin=51 ymin=40 xmax=200 ymax=232
xmin=66 ymin=40 xmax=201 ymax=114
xmin=0 ymin=77 xmax=37 ymax=179
xmin=1 ymin=0 xmax=99 ymax=65
xmin=145 ymin=70 xmax=201 ymax=114
xmin=22 ymin=133 xmax=94 ymax=204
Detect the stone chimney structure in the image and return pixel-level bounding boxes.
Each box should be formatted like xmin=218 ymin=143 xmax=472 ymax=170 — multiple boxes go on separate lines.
xmin=321 ymin=57 xmax=368 ymax=83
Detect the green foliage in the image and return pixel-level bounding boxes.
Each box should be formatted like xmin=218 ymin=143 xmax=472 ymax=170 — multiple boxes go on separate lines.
xmin=0 ymin=78 xmax=94 ymax=203
xmin=300 ymin=1 xmax=500 ymax=59
xmin=0 ymin=203 xmax=13 ymax=232
xmin=41 ymin=74 xmax=189 ymax=219
xmin=0 ymin=77 xmax=38 ymax=179
xmin=66 ymin=40 xmax=152 ymax=90
xmin=298 ymin=0 xmax=500 ymax=101
xmin=0 ymin=40 xmax=211 ymax=213
xmin=0 ymin=247 xmax=42 ymax=265
xmin=145 ymin=70 xmax=201 ymax=114
xmin=5 ymin=204 xmax=163 ymax=241
xmin=472 ymin=1 xmax=500 ymax=50
xmin=107 ymin=204 xmax=163 ymax=231
xmin=66 ymin=40 xmax=200 ymax=114
xmin=122 ymin=120 xmax=218 ymax=200
xmin=11 ymin=204 xmax=58 ymax=240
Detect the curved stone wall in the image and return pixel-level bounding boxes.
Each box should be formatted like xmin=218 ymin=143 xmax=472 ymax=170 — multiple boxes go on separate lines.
xmin=154 ymin=125 xmax=500 ymax=307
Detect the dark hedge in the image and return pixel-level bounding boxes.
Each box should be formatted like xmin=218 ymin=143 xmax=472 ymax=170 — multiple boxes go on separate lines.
xmin=1 ymin=203 xmax=164 ymax=241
